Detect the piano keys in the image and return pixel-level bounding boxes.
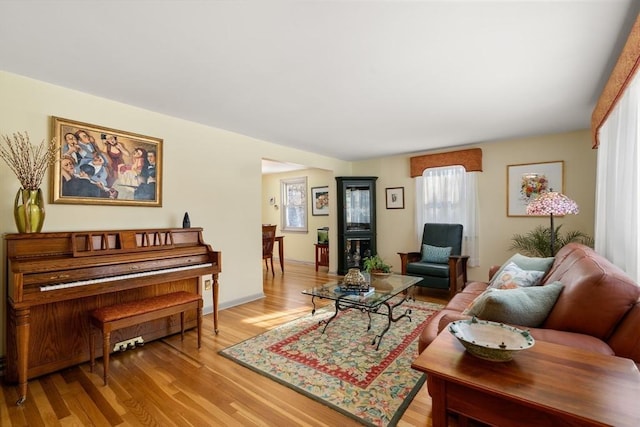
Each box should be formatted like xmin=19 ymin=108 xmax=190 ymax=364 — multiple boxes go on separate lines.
xmin=39 ymin=262 xmax=213 ymax=292
xmin=4 ymin=227 xmax=221 ymax=404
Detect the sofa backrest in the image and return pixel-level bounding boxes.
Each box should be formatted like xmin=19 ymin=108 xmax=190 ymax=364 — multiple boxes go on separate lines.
xmin=542 ymin=243 xmax=640 ymax=341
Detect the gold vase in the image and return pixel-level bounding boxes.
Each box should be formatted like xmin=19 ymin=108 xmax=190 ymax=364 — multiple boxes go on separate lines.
xmin=343 ymin=268 xmax=366 ymax=286
xmin=14 ymin=188 xmax=45 ymax=233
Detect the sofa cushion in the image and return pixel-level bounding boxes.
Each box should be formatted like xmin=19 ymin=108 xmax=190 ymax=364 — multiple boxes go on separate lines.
xmin=463 ymin=282 xmax=564 ymax=327
xmin=489 ymin=253 xmax=554 ymax=288
xmin=421 ymin=244 xmax=452 ymax=263
xmin=445 ymin=289 xmax=483 ymax=312
xmin=488 ymin=262 xmax=545 ymax=289
xmin=462 ymin=281 xmax=490 ymax=293
xmin=543 ymin=243 xmax=640 ymax=340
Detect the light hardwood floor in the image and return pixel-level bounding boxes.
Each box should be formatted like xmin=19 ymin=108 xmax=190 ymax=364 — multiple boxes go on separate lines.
xmin=1 ymin=261 xmax=453 ymax=426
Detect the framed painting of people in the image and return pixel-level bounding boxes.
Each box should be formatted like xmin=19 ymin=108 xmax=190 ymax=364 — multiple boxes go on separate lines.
xmin=50 ymin=116 xmax=163 ymax=207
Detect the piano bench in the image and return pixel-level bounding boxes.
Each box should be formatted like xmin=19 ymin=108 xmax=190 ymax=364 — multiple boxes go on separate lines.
xmin=89 ymin=291 xmax=203 ymax=386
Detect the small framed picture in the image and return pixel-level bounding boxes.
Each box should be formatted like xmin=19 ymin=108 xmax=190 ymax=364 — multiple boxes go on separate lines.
xmin=386 ymin=187 xmax=404 ymax=209
xmin=507 ymin=161 xmax=564 ymax=216
xmin=311 ymin=186 xmax=329 ymax=216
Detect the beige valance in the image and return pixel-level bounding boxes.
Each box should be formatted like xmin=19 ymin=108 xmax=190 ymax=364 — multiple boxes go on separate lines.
xmin=410 ymin=148 xmax=482 ymax=177
xmin=592 ymin=14 xmax=640 ymax=148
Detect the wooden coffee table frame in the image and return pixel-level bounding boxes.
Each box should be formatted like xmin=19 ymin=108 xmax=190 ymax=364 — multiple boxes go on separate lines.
xmin=412 ymin=330 xmax=640 ymax=427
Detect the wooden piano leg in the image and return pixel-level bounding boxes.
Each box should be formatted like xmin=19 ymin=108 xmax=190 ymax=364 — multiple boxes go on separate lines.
xmin=180 ymin=312 xmax=185 ymax=339
xmin=197 ymin=302 xmax=202 ymax=348
xmin=15 ymin=308 xmax=30 ymax=405
xmin=212 ymin=273 xmax=219 ymax=334
xmin=102 ymin=329 xmax=111 ymax=386
xmin=90 ymin=326 xmax=96 ymax=373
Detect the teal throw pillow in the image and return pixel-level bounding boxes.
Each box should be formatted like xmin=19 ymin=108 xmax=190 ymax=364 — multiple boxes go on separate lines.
xmin=421 ymin=244 xmax=452 ymax=263
xmin=488 ymin=262 xmax=545 ymax=289
xmin=489 ymin=253 xmax=554 ymax=288
xmin=463 ymin=281 xmax=564 ymax=327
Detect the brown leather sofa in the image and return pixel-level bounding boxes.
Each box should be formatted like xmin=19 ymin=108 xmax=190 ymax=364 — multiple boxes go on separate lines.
xmin=418 ymin=243 xmax=640 ymax=367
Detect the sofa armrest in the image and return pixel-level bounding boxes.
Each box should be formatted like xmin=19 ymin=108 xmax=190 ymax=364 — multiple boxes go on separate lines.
xmin=397 ymin=252 xmax=421 ymax=274
xmin=489 ymin=264 xmax=501 ymax=280
xmin=437 ymin=312 xmax=472 ymax=333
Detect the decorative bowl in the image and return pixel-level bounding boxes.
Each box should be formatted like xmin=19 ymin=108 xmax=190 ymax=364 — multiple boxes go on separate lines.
xmin=448 ymin=317 xmax=535 ymax=362
xmin=343 ymin=268 xmax=367 ymax=286
xmin=371 ymin=271 xmax=392 ymax=278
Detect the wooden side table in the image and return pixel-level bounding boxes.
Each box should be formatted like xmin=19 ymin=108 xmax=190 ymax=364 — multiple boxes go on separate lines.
xmin=412 ymin=330 xmax=640 ymax=426
xmin=315 ymin=243 xmax=329 ymax=271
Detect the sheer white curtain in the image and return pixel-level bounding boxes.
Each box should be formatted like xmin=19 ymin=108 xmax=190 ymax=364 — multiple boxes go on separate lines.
xmin=595 ymin=73 xmax=640 ymax=282
xmin=415 ymin=165 xmax=479 ymax=266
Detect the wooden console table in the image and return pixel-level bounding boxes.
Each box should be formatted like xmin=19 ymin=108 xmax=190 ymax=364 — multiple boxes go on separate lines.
xmin=412 ymin=330 xmax=640 ymax=426
xmin=314 ymin=243 xmax=329 ymax=271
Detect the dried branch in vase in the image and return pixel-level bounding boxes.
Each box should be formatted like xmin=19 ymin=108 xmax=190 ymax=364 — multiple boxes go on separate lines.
xmin=0 ymin=132 xmax=58 ymax=190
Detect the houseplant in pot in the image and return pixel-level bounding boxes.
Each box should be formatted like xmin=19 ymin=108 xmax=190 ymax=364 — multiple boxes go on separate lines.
xmin=363 ymin=254 xmax=392 ymax=276
xmin=510 ymin=224 xmax=594 ymax=257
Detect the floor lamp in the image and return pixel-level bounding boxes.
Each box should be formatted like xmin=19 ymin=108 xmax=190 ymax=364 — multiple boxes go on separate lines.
xmin=526 ymin=190 xmax=579 ymax=256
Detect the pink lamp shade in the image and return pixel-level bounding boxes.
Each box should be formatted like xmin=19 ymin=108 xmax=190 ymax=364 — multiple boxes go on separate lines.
xmin=526 ymin=191 xmax=579 ymax=256
xmin=526 ymin=191 xmax=579 ymax=216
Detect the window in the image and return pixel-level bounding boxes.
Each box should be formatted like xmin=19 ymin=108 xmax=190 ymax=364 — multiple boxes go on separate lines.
xmin=281 ymin=177 xmax=308 ymax=232
xmin=415 ymin=165 xmax=479 ymax=266
xmin=596 ymin=73 xmax=640 ymax=282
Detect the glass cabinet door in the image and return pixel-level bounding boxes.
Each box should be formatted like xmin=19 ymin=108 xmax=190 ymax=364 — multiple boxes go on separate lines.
xmin=345 ymin=185 xmax=371 ymax=231
xmin=345 ymin=237 xmax=372 ymax=270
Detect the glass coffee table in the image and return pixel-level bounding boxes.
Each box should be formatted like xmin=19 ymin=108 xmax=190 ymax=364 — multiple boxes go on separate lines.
xmin=302 ymin=274 xmax=423 ymax=349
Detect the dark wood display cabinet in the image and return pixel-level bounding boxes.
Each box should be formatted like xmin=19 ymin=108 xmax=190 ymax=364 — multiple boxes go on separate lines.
xmin=335 ymin=176 xmax=377 ymax=275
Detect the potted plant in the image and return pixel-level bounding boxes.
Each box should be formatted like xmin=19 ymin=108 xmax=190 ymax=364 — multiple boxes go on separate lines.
xmin=510 ymin=224 xmax=594 ymax=257
xmin=363 ymin=254 xmax=392 ymax=275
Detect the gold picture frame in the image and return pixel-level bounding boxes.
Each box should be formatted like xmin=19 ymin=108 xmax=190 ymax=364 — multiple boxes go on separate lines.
xmin=51 ymin=116 xmax=163 ymax=206
xmin=507 ymin=161 xmax=564 ymax=216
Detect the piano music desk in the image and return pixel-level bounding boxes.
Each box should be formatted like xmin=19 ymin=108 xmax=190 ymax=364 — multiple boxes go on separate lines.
xmin=89 ymin=291 xmax=203 ymax=385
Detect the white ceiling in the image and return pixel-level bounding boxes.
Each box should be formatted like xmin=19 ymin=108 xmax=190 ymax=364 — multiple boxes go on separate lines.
xmin=261 ymin=158 xmax=307 ymax=175
xmin=1 ymin=1 xmax=638 ymax=162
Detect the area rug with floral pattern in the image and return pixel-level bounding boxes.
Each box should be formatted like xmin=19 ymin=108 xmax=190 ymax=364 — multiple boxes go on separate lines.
xmin=220 ymin=298 xmax=443 ymax=427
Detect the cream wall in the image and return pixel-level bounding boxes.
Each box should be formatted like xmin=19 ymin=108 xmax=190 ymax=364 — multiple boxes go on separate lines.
xmin=353 ymin=130 xmax=597 ymax=282
xmin=0 ymin=71 xmax=597 ymax=360
xmin=262 ymin=168 xmax=335 ymax=267
xmin=0 ymin=71 xmax=351 ymax=357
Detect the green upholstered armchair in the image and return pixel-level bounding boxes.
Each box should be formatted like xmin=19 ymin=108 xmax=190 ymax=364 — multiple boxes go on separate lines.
xmin=398 ymin=223 xmax=469 ymax=299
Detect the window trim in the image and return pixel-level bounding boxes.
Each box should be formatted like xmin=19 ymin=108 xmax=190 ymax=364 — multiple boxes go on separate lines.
xmin=280 ymin=176 xmax=308 ymax=232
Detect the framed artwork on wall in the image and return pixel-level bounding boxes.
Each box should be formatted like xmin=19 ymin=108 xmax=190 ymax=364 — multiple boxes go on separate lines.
xmin=507 ymin=160 xmax=564 ymax=216
xmin=385 ymin=187 xmax=404 ymax=209
xmin=51 ymin=116 xmax=163 ymax=207
xmin=311 ymin=186 xmax=329 ymax=216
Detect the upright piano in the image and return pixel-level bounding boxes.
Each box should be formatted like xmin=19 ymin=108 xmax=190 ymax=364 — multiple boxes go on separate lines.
xmin=4 ymin=227 xmax=221 ymax=404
